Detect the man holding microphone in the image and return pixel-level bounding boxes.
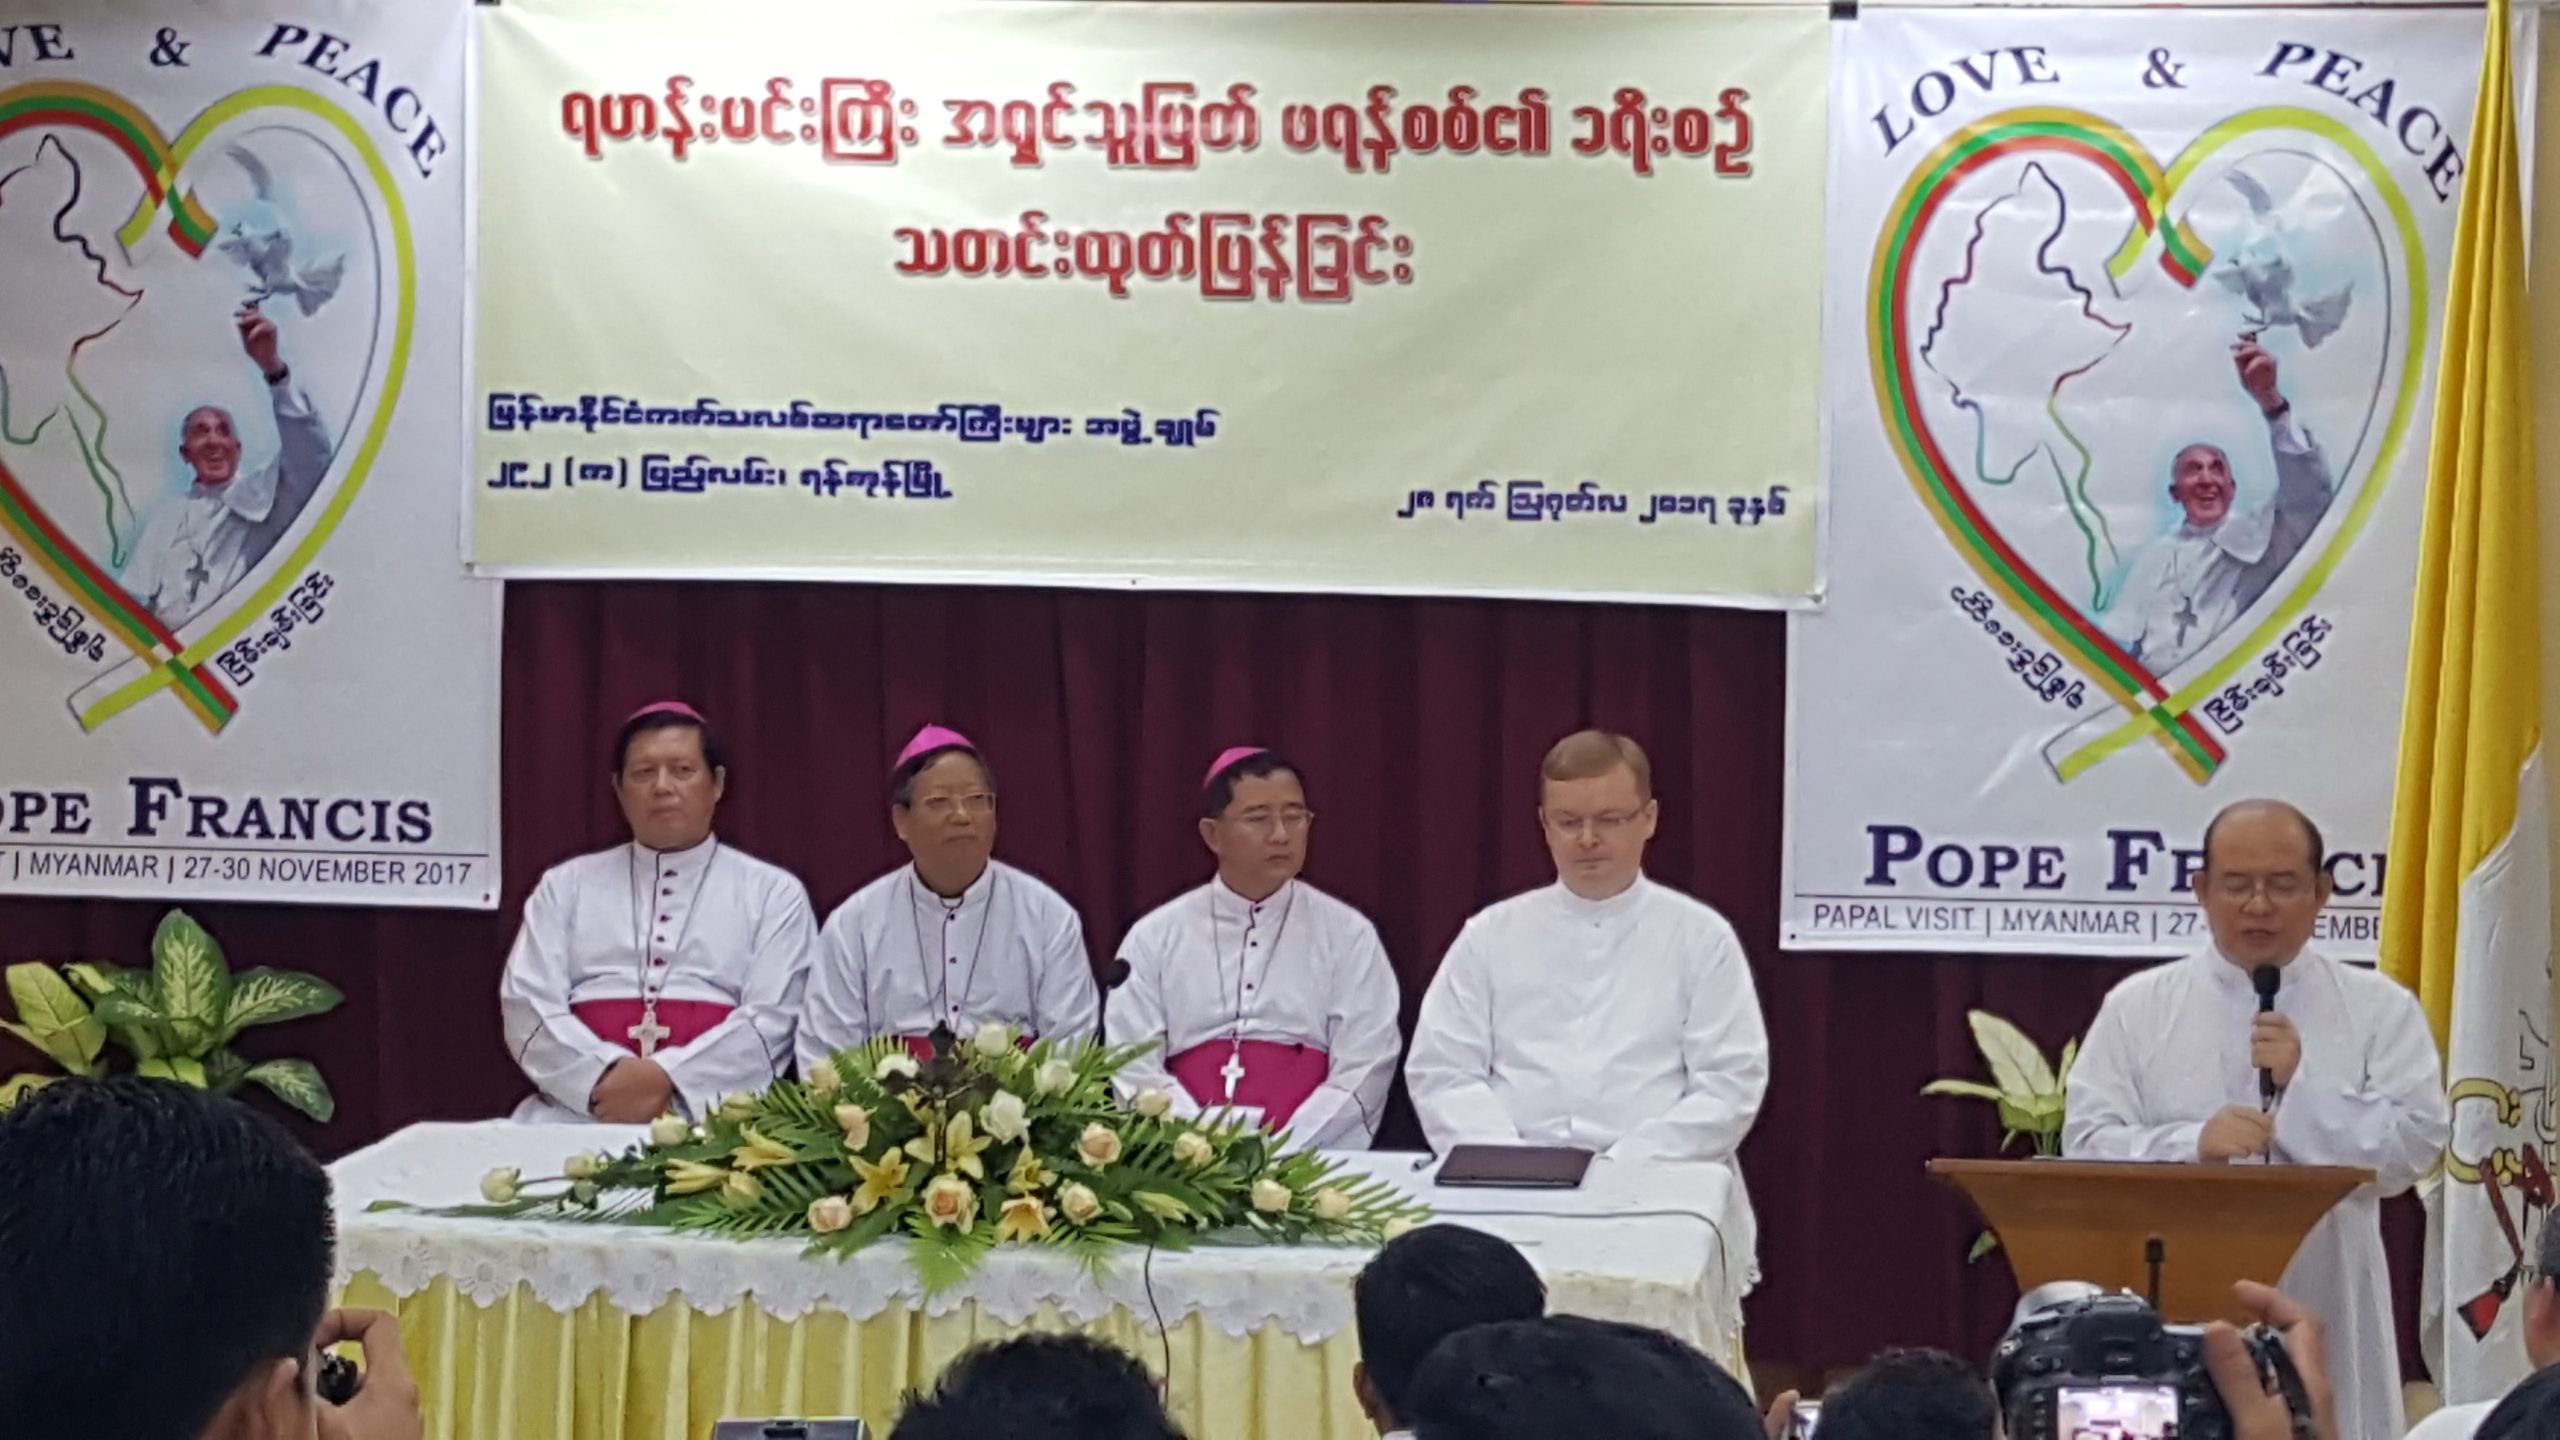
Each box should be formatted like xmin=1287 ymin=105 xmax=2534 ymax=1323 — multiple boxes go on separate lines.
xmin=2065 ymin=799 xmax=2449 ymax=1440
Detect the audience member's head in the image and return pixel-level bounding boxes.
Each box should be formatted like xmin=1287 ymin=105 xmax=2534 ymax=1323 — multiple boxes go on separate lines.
xmin=1352 ymin=1223 xmax=1546 ymax=1434
xmin=1818 ymin=1348 xmax=1998 ymax=1440
xmin=2478 ymin=1363 xmax=2560 ymax=1440
xmin=0 ymin=1076 xmax=336 ymax=1439
xmin=1401 ymin=1314 xmax=1761 ymax=1440
xmin=890 ymin=1332 xmax=1184 ymax=1440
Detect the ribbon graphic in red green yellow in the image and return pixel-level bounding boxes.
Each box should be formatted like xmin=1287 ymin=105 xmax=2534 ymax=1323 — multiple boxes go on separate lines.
xmin=1869 ymin=105 xmax=2429 ymax=783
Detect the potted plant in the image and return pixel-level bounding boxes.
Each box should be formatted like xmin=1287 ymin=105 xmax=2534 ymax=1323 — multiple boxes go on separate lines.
xmin=1 ymin=909 xmax=342 ymax=1120
xmin=1922 ymin=1009 xmax=2078 ymax=1259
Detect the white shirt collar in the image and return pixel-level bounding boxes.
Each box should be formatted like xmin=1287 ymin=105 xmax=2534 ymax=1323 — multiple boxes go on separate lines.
xmin=1209 ymin=873 xmax=1293 ymax=915
xmin=1551 ymin=872 xmax=1648 ymax=919
xmin=2198 ymin=943 xmax=2313 ymax=993
xmin=632 ymin=833 xmax=716 ymax=863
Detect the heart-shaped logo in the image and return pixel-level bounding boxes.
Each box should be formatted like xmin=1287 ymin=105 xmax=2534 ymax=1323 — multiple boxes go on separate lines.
xmin=0 ymin=80 xmax=413 ymax=732
xmin=1870 ymin=104 xmax=2430 ymax=783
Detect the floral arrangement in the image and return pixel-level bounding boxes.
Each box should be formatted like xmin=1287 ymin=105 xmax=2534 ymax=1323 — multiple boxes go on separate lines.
xmin=1 ymin=910 xmax=341 ymax=1119
xmin=415 ymin=1024 xmax=1430 ymax=1290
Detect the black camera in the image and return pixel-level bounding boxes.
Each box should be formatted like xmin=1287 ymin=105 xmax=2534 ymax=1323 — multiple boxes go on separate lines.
xmin=1989 ymin=1285 xmax=2312 ymax=1440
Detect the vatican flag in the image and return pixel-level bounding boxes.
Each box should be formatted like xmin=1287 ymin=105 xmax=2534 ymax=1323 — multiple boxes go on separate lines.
xmin=2379 ymin=0 xmax=2553 ymax=1404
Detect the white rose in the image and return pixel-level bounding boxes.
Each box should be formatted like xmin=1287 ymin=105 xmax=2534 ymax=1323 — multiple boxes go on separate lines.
xmin=1250 ymin=1178 xmax=1292 ymax=1214
xmin=808 ymin=1195 xmax=856 ymax=1233
xmin=721 ymin=1170 xmax=763 ymax=1208
xmin=563 ymin=1152 xmax=605 ymax=1182
xmin=806 ymin=1059 xmax=842 ymax=1094
xmin=834 ymin=1103 xmax=872 ymax=1150
xmin=1033 ymin=1057 xmax=1077 ymax=1096
xmin=1383 ymin=1217 xmax=1422 ymax=1242
xmin=648 ymin=1114 xmax=689 ymax=1147
xmin=921 ymin=1173 xmax=977 ymax=1230
xmin=1058 ymin=1181 xmax=1103 ymax=1226
xmin=1171 ymin=1131 xmax=1216 ymax=1168
xmin=1132 ymin=1087 xmax=1173 ymax=1120
xmin=973 ymin=1021 xmax=1014 ymax=1055
xmin=569 ymin=1180 xmax=600 ymax=1206
xmin=1076 ymin=1123 xmax=1123 ymax=1168
xmin=875 ymin=1052 xmax=921 ymax=1081
xmin=479 ymin=1167 xmax=522 ymax=1203
xmin=717 ymin=1092 xmax=760 ymax=1123
xmin=1313 ymin=1187 xmax=1353 ymax=1222
xmin=981 ymin=1089 xmax=1031 ymax=1144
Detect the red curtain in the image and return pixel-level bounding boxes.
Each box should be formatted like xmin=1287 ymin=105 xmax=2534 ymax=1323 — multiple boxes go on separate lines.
xmin=0 ymin=579 xmax=2422 ymax=1378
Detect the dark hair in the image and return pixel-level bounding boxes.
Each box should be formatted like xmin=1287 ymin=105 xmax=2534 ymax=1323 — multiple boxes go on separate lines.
xmin=2478 ymin=1363 xmax=2560 ymax=1440
xmin=0 ymin=1077 xmax=334 ymax=1438
xmin=890 ymin=1332 xmax=1183 ymax=1440
xmin=892 ymin=745 xmax=995 ymax=808
xmin=1202 ymin=751 xmax=1305 ymax=820
xmin=611 ymin=711 xmax=727 ymax=778
xmin=1404 ymin=1315 xmax=1760 ymax=1440
xmin=1354 ymin=1224 xmax=1545 ymax=1420
xmin=2200 ymin=798 xmax=2326 ymax=876
xmin=1817 ymin=1349 xmax=1998 ymax=1440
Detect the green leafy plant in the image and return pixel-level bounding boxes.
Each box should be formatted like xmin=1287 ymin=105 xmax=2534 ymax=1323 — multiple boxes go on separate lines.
xmin=0 ymin=910 xmax=342 ymax=1120
xmin=1922 ymin=1010 xmax=2079 ymax=1261
xmin=402 ymin=1024 xmax=1432 ymax=1293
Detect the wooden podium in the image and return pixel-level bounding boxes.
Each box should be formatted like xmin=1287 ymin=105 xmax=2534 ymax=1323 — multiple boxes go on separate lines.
xmin=1928 ymin=1159 xmax=2372 ymax=1324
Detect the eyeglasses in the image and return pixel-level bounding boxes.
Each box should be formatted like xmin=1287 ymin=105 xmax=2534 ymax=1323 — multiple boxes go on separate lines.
xmin=1228 ymin=807 xmax=1315 ymax=837
xmin=915 ymin=792 xmax=997 ymax=819
xmin=1545 ymin=810 xmax=1645 ymax=839
xmin=2211 ymin=872 xmax=2314 ymax=903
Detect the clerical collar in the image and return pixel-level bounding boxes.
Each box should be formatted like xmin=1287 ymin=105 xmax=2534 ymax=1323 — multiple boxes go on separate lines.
xmin=911 ymin=860 xmax=995 ymax=907
xmin=1210 ymin=873 xmax=1293 ymax=914
xmin=2200 ymin=945 xmax=2311 ymax=992
xmin=635 ymin=833 xmax=716 ymax=861
xmin=1553 ymin=874 xmax=1648 ymax=918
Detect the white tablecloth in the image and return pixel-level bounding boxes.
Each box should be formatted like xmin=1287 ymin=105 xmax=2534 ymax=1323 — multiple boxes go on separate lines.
xmin=331 ymin=1122 xmax=1756 ymax=1357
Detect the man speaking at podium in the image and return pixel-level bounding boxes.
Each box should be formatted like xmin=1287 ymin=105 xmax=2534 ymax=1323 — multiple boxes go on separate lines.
xmin=2064 ymin=799 xmax=2449 ymax=1440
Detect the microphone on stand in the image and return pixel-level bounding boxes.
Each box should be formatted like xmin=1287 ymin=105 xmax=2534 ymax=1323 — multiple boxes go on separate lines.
xmin=2252 ymin=964 xmax=2283 ymax=1108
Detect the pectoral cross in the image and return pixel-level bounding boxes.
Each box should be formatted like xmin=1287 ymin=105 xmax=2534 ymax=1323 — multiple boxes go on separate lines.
xmin=1220 ymin=1047 xmax=1247 ymax=1103
xmin=629 ymin=1002 xmax=670 ymax=1059
xmin=2172 ymin=594 xmax=2200 ymax=648
xmin=183 ymin=553 xmax=211 ymax=607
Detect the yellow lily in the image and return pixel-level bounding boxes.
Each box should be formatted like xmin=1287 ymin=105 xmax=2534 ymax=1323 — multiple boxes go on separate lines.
xmin=665 ymin=1160 xmax=729 ymax=1196
xmin=1006 ymin=1147 xmax=1053 ymax=1197
xmin=730 ymin=1129 xmax=795 ymax=1171
xmin=995 ymin=1194 xmax=1053 ymax=1243
xmin=850 ymin=1148 xmax=911 ymax=1215
xmin=905 ymin=1110 xmax=994 ymax=1181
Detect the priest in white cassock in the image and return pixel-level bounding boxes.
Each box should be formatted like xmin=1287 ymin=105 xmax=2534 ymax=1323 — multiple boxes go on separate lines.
xmin=499 ymin=702 xmax=820 ymax=1123
xmin=797 ymin=725 xmax=1099 ymax=1069
xmin=1405 ymin=730 xmax=1769 ymax=1165
xmin=1106 ymin=747 xmax=1403 ymax=1146
xmin=2065 ymin=798 xmax=2449 ymax=1440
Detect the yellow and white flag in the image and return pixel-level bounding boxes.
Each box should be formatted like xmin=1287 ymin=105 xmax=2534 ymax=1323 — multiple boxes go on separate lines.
xmin=2379 ymin=0 xmax=2552 ymax=1403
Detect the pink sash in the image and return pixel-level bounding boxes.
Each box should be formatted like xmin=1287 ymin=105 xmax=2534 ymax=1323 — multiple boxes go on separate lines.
xmin=572 ymin=999 xmax=733 ymax=1055
xmin=897 ymin=1034 xmax=1039 ymax=1062
xmin=1167 ymin=1040 xmax=1330 ymax=1128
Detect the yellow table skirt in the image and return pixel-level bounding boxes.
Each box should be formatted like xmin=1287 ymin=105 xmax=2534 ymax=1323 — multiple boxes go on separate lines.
xmin=343 ymin=1271 xmax=1378 ymax=1440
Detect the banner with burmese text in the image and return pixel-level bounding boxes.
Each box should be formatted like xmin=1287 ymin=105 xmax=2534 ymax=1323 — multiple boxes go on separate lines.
xmin=468 ymin=0 xmax=1827 ymax=605
xmin=0 ymin=0 xmax=499 ymax=907
xmin=1782 ymin=8 xmax=2482 ymax=958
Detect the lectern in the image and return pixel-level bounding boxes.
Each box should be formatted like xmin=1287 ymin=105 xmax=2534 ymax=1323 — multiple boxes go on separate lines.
xmin=1928 ymin=1159 xmax=2372 ymax=1324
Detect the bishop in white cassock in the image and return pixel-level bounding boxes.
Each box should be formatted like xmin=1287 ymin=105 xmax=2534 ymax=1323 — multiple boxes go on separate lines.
xmin=2065 ymin=799 xmax=2448 ymax=1440
xmin=500 ymin=702 xmax=819 ymax=1124
xmin=797 ymin=725 xmax=1099 ymax=1071
xmin=1406 ymin=731 xmax=1769 ymax=1166
xmin=1106 ymin=747 xmax=1402 ymax=1146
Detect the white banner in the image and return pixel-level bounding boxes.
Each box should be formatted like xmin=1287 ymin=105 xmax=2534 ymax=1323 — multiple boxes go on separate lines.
xmin=0 ymin=0 xmax=498 ymax=907
xmin=467 ymin=0 xmax=1828 ymax=606
xmin=1785 ymin=8 xmax=2479 ymax=957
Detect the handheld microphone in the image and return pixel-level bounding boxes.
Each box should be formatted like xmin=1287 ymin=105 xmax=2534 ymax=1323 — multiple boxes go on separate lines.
xmin=2251 ymin=964 xmax=2282 ymax=1106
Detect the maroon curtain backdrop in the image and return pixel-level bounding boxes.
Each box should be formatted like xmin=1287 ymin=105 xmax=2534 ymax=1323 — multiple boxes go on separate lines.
xmin=0 ymin=580 xmax=2422 ymax=1379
